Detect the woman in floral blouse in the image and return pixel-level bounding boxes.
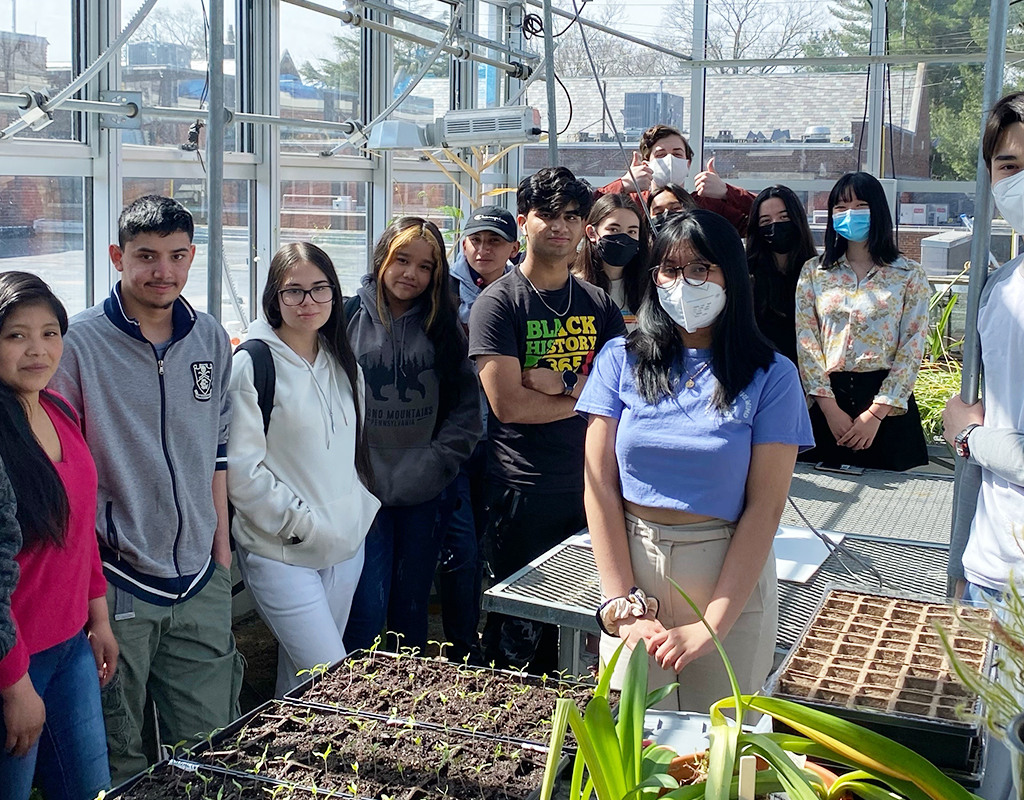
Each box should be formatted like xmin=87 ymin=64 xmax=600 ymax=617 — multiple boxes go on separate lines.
xmin=795 ymin=172 xmax=930 ymax=471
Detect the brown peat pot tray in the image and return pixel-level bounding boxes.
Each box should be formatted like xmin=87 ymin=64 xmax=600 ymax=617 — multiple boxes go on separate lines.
xmin=182 ymin=699 xmax=562 ymax=800
xmin=767 ymin=587 xmax=993 ymax=772
xmin=284 ymin=649 xmax=606 ymax=751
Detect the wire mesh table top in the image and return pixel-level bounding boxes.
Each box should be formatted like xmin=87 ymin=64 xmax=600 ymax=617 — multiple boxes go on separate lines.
xmin=781 ymin=464 xmax=954 ymax=545
xmin=485 ymin=537 xmax=949 ymax=653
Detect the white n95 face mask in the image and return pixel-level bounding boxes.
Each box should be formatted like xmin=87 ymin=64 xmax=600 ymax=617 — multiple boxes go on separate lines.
xmin=656 ymin=280 xmax=726 ymax=333
xmin=649 ymin=154 xmax=690 ymax=189
xmin=992 ymin=169 xmax=1024 ymax=232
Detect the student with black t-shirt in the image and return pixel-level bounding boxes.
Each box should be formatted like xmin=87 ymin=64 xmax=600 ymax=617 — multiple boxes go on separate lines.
xmin=469 ymin=167 xmax=627 ymax=671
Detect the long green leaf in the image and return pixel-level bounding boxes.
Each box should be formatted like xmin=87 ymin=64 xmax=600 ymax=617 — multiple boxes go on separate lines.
xmin=540 ymin=697 xmax=571 ymax=800
xmin=705 ymin=720 xmax=738 ymax=800
xmin=569 ymin=747 xmax=587 ymax=800
xmin=738 ymin=734 xmax=819 ymax=800
xmin=596 ymin=639 xmax=626 ymax=700
xmin=617 ymin=642 xmax=650 ymax=788
xmin=565 ymin=701 xmax=619 ymax=800
xmin=668 ymin=579 xmax=743 ymax=724
xmin=583 ymin=696 xmax=629 ymax=800
xmin=641 ymin=743 xmax=678 ymax=781
xmin=646 ymin=684 xmax=678 ymax=709
xmin=738 ymin=695 xmax=974 ymax=800
xmin=622 ymin=772 xmax=681 ymax=800
xmin=662 ymin=769 xmax=788 ymax=800
xmin=830 ymin=779 xmax=904 ymax=800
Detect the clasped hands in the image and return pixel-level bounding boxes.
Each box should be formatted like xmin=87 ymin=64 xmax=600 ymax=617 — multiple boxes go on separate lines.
xmin=616 ymin=613 xmax=718 ymax=674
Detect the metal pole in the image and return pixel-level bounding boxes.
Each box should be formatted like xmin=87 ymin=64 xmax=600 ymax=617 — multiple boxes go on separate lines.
xmin=207 ymin=0 xmax=225 ymax=321
xmin=542 ymin=0 xmax=557 ymax=165
xmin=865 ymin=0 xmax=887 ymax=174
xmin=962 ymin=0 xmax=1008 ymax=404
xmin=948 ymin=0 xmax=1008 ymax=596
xmin=689 ymin=0 xmax=709 ymax=179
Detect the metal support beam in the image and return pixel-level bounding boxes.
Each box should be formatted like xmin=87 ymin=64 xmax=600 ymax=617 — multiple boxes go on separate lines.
xmin=542 ymin=0 xmax=557 ymax=165
xmin=281 ymin=0 xmax=525 ymax=76
xmin=352 ymin=0 xmax=538 ymax=62
xmin=207 ymin=0 xmax=225 ymax=321
xmin=865 ymin=0 xmax=887 ymax=174
xmin=689 ymin=0 xmax=708 ymax=178
xmin=962 ymin=1 xmax=1010 ymax=404
xmin=949 ymin=0 xmax=1009 ymax=596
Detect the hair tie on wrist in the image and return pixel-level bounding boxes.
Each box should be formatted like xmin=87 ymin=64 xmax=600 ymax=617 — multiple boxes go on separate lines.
xmin=869 ymin=409 xmax=885 ymax=421
xmin=596 ymin=587 xmax=660 ymax=637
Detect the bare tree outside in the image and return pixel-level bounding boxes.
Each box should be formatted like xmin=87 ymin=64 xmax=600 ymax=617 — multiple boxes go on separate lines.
xmin=527 ymin=3 xmax=667 ymax=78
xmin=660 ymin=0 xmax=817 ymax=73
xmin=137 ymin=4 xmax=208 ymax=60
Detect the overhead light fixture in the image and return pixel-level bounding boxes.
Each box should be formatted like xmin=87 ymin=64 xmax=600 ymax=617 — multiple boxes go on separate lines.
xmin=366 ymin=107 xmax=542 ymax=151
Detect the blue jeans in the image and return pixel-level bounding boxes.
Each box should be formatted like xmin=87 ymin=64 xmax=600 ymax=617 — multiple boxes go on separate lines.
xmin=962 ymin=581 xmax=1005 ymax=608
xmin=436 ymin=444 xmax=487 ymax=665
xmin=344 ymin=495 xmax=445 ymax=654
xmin=0 ymin=631 xmax=110 ymax=800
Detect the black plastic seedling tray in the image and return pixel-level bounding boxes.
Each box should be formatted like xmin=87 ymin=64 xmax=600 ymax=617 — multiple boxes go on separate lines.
xmin=181 ymin=699 xmax=568 ymax=800
xmin=283 ymin=649 xmax=605 ymax=752
xmin=767 ymin=585 xmax=992 ymax=772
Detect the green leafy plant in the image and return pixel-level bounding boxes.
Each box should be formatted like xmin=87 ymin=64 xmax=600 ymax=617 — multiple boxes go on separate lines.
xmin=542 ymin=578 xmax=979 ymax=800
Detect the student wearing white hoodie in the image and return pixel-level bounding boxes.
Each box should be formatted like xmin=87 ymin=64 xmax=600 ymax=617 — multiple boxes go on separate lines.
xmin=227 ymin=243 xmax=380 ymax=696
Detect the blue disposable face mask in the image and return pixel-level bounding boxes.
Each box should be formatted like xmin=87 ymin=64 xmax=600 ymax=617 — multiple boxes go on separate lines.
xmin=832 ymin=208 xmax=872 ymax=243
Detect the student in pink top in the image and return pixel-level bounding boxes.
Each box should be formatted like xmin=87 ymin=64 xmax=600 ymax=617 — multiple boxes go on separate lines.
xmin=0 ymin=272 xmax=117 ymax=800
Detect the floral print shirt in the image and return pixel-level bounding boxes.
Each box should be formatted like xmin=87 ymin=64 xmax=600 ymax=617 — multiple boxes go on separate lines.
xmin=795 ymin=255 xmax=931 ymax=414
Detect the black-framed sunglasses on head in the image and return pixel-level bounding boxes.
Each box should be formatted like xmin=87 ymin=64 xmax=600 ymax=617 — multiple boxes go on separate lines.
xmin=279 ymin=285 xmax=336 ymax=306
xmin=651 ymin=262 xmax=716 ymax=289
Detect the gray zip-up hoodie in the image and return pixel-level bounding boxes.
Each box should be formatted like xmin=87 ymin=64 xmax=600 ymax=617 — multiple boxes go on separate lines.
xmin=451 ymin=250 xmax=513 ymax=325
xmin=50 ymin=284 xmax=231 ymax=605
xmin=346 ymin=285 xmax=482 ymax=507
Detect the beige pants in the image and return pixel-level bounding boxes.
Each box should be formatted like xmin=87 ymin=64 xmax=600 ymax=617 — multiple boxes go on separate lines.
xmin=599 ymin=514 xmax=778 ymax=715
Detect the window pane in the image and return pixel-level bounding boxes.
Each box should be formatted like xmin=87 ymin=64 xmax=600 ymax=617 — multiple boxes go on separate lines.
xmin=122 ymin=178 xmax=251 ymax=329
xmin=279 ymin=2 xmax=362 ymax=156
xmin=393 ymin=181 xmax=459 ymax=250
xmin=280 ymin=180 xmax=369 ymax=295
xmin=0 ymin=176 xmax=85 ymax=314
xmin=0 ymin=0 xmax=77 ymax=140
xmin=121 ymin=0 xmax=239 ymax=150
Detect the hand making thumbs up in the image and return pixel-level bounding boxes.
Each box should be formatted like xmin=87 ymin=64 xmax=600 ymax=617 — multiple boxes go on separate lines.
xmin=693 ymin=156 xmax=728 ymax=200
xmin=620 ymin=151 xmax=653 ymax=194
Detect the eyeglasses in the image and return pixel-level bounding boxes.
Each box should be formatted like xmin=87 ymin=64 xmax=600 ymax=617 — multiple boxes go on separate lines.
xmin=279 ymin=285 xmax=336 ymax=306
xmin=651 ymin=262 xmax=716 ymax=289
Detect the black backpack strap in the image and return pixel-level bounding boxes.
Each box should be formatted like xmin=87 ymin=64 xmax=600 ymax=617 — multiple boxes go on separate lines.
xmin=42 ymin=390 xmax=84 ymax=433
xmin=235 ymin=340 xmax=276 ymax=435
xmin=343 ymin=295 xmax=361 ymax=322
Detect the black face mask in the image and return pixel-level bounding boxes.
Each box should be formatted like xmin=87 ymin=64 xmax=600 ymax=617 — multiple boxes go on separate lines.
xmin=762 ymin=220 xmax=799 ymax=254
xmin=595 ymin=233 xmax=640 ymax=267
xmin=651 ymin=210 xmax=684 ymax=236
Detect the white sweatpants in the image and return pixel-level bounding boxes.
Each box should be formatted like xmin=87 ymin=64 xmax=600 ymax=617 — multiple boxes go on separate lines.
xmin=236 ymin=543 xmax=365 ymax=697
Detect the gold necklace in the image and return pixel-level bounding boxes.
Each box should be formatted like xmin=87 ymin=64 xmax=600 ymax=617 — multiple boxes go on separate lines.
xmin=683 ymin=360 xmax=710 ymax=389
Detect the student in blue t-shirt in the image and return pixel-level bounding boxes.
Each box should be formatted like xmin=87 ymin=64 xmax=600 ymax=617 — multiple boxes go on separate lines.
xmin=576 ymin=209 xmax=814 ymax=714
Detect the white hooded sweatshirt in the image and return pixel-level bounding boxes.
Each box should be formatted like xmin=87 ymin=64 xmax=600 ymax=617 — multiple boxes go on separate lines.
xmin=226 ymin=319 xmax=380 ymax=569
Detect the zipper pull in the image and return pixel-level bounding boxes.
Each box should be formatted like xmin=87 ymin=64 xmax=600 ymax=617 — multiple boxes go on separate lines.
xmin=158 ymin=359 xmax=165 ymax=376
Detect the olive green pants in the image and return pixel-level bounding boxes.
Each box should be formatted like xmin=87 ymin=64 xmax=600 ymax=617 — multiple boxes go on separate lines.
xmin=101 ymin=564 xmax=244 ymax=786
xmin=600 ymin=515 xmax=778 ymax=716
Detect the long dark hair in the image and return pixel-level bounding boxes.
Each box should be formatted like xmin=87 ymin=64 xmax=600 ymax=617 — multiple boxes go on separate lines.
xmin=746 ymin=185 xmax=817 ymax=320
xmin=821 ymin=172 xmax=901 ymax=268
xmin=630 ymin=210 xmax=775 ymax=411
xmin=263 ymin=244 xmax=374 ymax=490
xmin=572 ymin=193 xmax=650 ymax=314
xmin=0 ymin=272 xmax=70 ymax=549
xmin=369 ymin=217 xmax=466 ymax=416
xmin=647 ymin=184 xmax=698 ymax=214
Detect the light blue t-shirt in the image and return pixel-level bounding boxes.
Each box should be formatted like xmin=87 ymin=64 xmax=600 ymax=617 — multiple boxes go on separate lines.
xmin=575 ymin=337 xmax=814 ymax=523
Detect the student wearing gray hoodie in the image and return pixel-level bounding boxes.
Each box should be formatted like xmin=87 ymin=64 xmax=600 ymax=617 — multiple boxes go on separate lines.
xmin=343 ymin=217 xmax=482 ymax=654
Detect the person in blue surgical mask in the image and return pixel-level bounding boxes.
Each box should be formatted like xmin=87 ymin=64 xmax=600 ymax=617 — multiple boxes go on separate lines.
xmin=794 ymin=172 xmax=930 ymax=471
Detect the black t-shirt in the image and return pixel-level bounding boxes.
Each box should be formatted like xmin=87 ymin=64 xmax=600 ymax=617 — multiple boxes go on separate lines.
xmin=468 ymin=266 xmax=627 ymax=493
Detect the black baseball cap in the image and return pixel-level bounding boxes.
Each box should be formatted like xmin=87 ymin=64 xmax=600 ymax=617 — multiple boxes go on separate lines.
xmin=462 ymin=206 xmax=518 ymax=242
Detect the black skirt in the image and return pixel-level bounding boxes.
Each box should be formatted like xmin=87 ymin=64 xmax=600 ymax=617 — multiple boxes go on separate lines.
xmin=799 ymin=370 xmax=929 ymax=472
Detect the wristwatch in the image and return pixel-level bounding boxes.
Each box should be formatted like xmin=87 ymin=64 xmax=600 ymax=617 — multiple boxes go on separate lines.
xmin=955 ymin=424 xmax=981 ymax=459
xmin=561 ymin=369 xmax=579 ymax=396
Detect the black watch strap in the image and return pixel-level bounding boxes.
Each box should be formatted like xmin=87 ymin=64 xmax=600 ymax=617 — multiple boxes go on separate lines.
xmin=955 ymin=424 xmax=981 ymax=459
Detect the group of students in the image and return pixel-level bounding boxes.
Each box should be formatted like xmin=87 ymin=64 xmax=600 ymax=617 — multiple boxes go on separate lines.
xmin=0 ymin=100 xmax=1020 ymax=799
